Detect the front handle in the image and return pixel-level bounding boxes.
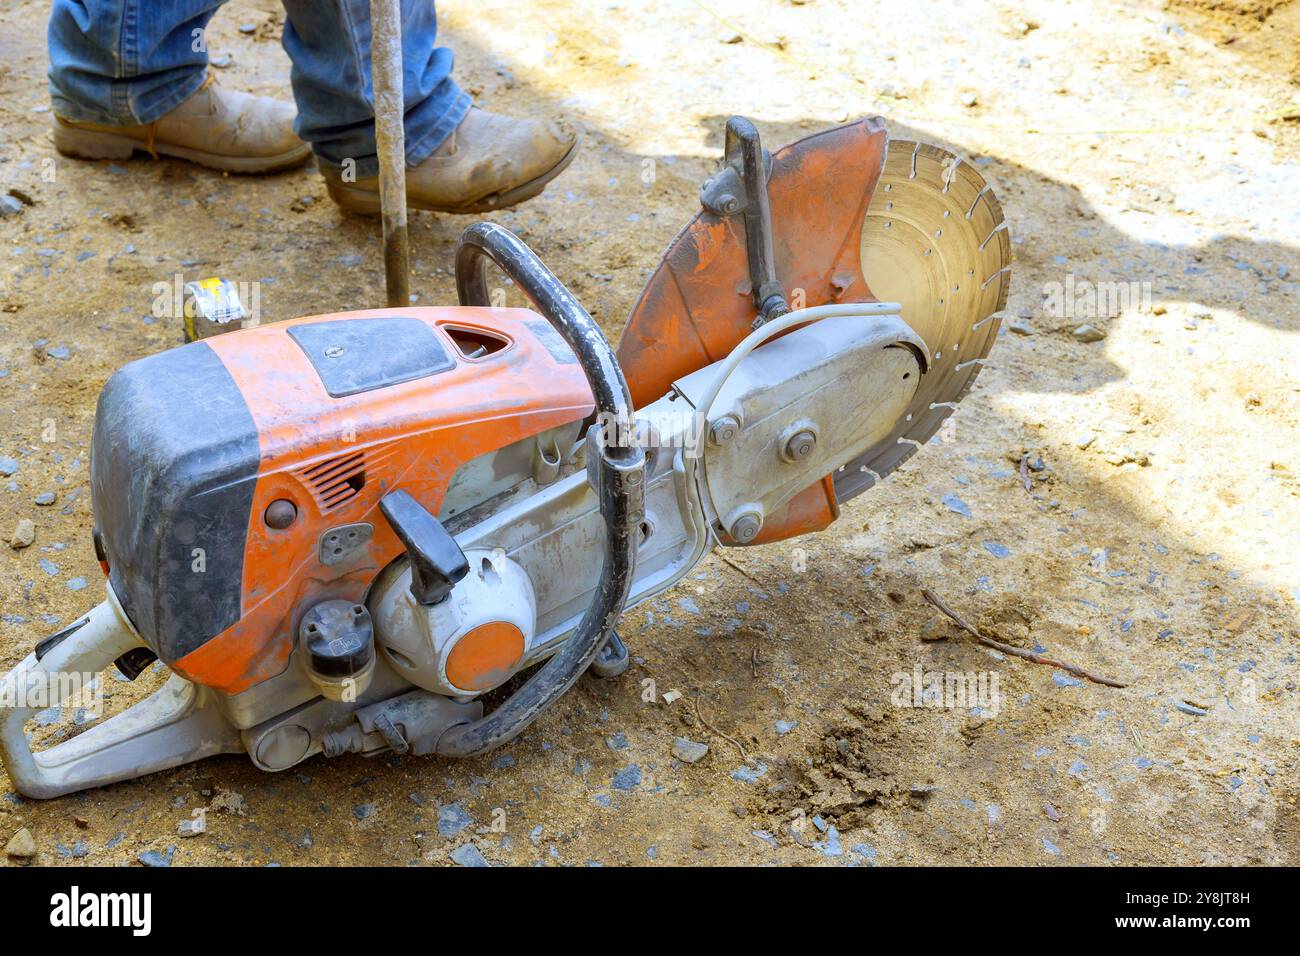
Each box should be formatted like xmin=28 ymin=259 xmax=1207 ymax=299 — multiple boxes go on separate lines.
xmin=435 ymin=223 xmax=644 ymax=757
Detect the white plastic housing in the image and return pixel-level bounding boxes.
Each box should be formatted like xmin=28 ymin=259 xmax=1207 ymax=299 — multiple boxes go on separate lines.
xmin=369 ymin=548 xmax=537 ymax=697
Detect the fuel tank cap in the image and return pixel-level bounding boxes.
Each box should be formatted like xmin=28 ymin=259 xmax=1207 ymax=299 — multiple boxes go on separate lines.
xmin=298 ymin=600 xmax=375 ymax=700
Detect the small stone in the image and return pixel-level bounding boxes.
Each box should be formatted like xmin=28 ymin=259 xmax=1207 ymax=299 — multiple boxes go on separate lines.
xmin=920 ymin=617 xmax=948 ymax=642
xmin=1008 ymin=319 xmax=1034 ymax=335
xmin=0 ymin=195 xmax=23 ymax=218
xmin=5 ymin=827 xmax=36 ymax=859
xmin=942 ymin=493 xmax=972 ymax=518
xmin=34 ymin=491 xmax=56 ymax=506
xmin=177 ymin=818 xmax=204 ymax=838
xmin=210 ymin=53 xmax=234 ymax=69
xmin=9 ymin=519 xmax=35 ymax=549
xmin=1044 ymin=802 xmax=1061 ymax=822
xmin=138 ymin=848 xmax=173 ymax=867
xmin=0 ymin=456 xmax=18 ymax=476
xmin=960 ymin=91 xmax=979 ymax=108
xmin=450 ymin=843 xmax=490 ymax=867
xmin=774 ymin=719 xmax=798 ymax=736
xmin=718 ymin=30 xmax=743 ymax=43
xmin=611 ymin=765 xmax=642 ymax=790
xmin=209 ymin=789 xmax=247 ymax=815
xmin=238 ymin=22 xmax=256 ymax=33
xmin=438 ymin=803 xmax=472 ymax=837
xmin=1105 ymin=449 xmax=1150 ymax=467
xmin=1072 ymin=324 xmax=1106 ymax=343
xmin=672 ymin=737 xmax=709 ymax=763
xmin=814 ymin=825 xmax=843 ymax=857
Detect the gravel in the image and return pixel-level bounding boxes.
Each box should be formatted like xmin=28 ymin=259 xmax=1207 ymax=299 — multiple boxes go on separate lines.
xmin=9 ymin=519 xmax=35 ymax=549
xmin=671 ymin=737 xmax=709 ymax=763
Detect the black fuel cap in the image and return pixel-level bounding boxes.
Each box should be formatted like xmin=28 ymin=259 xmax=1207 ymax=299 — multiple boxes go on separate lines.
xmin=298 ymin=600 xmax=374 ymax=679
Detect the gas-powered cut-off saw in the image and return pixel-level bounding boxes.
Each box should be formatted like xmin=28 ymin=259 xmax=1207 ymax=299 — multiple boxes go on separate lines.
xmin=0 ymin=117 xmax=1009 ymax=797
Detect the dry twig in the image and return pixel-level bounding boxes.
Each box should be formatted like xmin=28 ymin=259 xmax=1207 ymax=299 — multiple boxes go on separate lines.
xmin=694 ymin=693 xmax=749 ymax=760
xmin=718 ymin=553 xmax=765 ymax=586
xmin=921 ymin=588 xmax=1128 ymax=688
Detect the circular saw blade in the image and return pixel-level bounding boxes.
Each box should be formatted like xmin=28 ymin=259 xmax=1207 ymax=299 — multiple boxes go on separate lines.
xmin=835 ymin=139 xmax=1011 ymax=502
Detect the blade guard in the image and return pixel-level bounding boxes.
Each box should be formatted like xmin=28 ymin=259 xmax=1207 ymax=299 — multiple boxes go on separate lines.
xmin=616 ymin=117 xmax=890 ymax=544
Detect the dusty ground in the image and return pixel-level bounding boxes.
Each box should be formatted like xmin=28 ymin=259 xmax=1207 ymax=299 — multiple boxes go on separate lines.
xmin=0 ymin=0 xmax=1297 ymax=866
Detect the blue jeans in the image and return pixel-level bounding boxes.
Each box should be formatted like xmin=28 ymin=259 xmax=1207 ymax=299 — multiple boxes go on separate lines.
xmin=48 ymin=0 xmax=471 ymax=176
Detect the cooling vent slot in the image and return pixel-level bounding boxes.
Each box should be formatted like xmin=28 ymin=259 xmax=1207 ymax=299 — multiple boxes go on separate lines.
xmin=300 ymin=451 xmax=366 ymax=512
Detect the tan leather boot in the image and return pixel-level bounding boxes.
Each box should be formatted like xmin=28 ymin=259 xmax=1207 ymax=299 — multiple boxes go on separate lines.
xmin=52 ymin=76 xmax=309 ymax=174
xmin=323 ymin=107 xmax=580 ymax=215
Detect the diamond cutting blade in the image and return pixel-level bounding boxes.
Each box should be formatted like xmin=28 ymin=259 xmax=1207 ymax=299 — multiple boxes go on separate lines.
xmin=833 ymin=139 xmax=1012 ymax=503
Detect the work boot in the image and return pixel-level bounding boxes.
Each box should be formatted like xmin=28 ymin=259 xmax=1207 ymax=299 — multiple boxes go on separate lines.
xmin=323 ymin=107 xmax=580 ymax=215
xmin=52 ymin=76 xmax=309 ymax=174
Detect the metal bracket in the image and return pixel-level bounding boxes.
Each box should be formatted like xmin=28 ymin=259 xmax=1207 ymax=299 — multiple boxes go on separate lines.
xmin=699 ymin=117 xmax=789 ymax=328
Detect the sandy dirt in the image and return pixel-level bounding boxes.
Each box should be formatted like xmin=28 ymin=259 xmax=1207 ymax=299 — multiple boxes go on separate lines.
xmin=0 ymin=0 xmax=1297 ymax=866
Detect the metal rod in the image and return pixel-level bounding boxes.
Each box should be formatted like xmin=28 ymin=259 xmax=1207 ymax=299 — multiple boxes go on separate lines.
xmin=369 ymin=0 xmax=410 ymax=308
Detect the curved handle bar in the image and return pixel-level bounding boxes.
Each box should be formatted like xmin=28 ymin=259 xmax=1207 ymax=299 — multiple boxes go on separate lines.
xmin=436 ymin=223 xmax=644 ymax=757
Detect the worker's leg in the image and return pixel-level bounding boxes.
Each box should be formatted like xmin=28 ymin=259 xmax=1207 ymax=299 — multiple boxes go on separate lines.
xmin=48 ymin=0 xmax=221 ymax=125
xmin=47 ymin=0 xmax=309 ymax=173
xmin=283 ymin=0 xmax=579 ymax=214
xmin=280 ymin=0 xmax=468 ymax=176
